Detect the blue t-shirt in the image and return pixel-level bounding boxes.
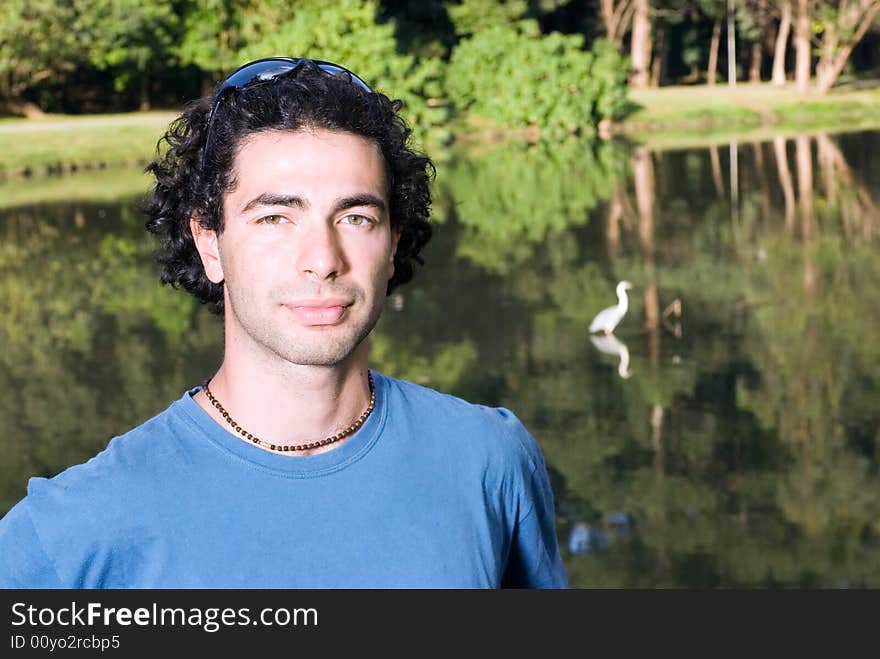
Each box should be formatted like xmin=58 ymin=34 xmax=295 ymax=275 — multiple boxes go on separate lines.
xmin=0 ymin=372 xmax=567 ymax=588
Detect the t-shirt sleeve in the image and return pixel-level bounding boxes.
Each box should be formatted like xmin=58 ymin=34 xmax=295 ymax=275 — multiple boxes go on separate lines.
xmin=0 ymin=498 xmax=65 ymax=588
xmin=499 ymin=418 xmax=568 ymax=589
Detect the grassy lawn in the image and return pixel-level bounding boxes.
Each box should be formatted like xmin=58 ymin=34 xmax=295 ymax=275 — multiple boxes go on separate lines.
xmin=0 ymin=112 xmax=175 ymax=179
xmin=0 ymin=167 xmax=153 ymax=209
xmin=618 ymin=80 xmax=880 ymax=149
xmin=3 ymin=82 xmax=880 ymax=183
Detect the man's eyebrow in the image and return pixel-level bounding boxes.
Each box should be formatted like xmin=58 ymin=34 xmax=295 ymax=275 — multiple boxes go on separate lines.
xmin=240 ymin=193 xmax=306 ymax=213
xmin=335 ymin=194 xmax=387 ymax=214
xmin=239 ymin=192 xmax=387 ymax=214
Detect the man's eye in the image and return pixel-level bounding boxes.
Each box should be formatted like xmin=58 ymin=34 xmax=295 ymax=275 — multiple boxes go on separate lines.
xmin=341 ymin=214 xmax=372 ymax=226
xmin=257 ymin=215 xmax=285 ymax=225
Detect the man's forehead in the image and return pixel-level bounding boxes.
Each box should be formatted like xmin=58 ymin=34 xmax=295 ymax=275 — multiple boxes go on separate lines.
xmin=226 ymin=128 xmax=389 ymax=204
xmin=235 ymin=127 xmax=382 ymax=159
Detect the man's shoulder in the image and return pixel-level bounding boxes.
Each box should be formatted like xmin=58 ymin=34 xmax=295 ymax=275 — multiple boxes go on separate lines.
xmin=379 ymin=373 xmax=543 ymax=469
xmin=24 ymin=392 xmax=194 ymax=506
xmin=383 ymin=373 xmax=517 ymax=423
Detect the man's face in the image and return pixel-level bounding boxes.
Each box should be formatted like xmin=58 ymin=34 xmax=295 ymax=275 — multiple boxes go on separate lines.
xmin=194 ymin=128 xmax=398 ymax=367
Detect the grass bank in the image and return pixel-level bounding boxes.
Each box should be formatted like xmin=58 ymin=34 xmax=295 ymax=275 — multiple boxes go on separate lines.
xmin=0 ymin=167 xmax=152 ymax=209
xmin=4 ymin=82 xmax=880 ymax=182
xmin=0 ymin=112 xmax=175 ymax=179
xmin=617 ymin=80 xmax=880 ymax=149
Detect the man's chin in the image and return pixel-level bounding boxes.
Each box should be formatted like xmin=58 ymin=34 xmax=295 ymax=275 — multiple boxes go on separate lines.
xmin=272 ymin=327 xmax=375 ymax=367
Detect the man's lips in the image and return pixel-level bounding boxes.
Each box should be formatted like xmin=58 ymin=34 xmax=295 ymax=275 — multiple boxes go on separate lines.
xmin=283 ymin=299 xmax=352 ymax=325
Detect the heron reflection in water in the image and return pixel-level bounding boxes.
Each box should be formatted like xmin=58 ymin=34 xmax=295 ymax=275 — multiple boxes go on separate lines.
xmin=590 ymin=333 xmax=632 ymax=379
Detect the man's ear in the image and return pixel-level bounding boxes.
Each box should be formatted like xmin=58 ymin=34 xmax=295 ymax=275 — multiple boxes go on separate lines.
xmin=387 ymin=226 xmax=401 ymax=280
xmin=190 ymin=214 xmax=224 ymax=284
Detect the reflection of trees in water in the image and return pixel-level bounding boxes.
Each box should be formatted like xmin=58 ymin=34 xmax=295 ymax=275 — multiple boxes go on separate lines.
xmin=379 ymin=131 xmax=879 ymax=586
xmin=3 ymin=131 xmax=879 ymax=586
xmin=439 ymin=139 xmax=628 ymax=275
xmin=579 ymin=131 xmax=880 ymax=586
xmin=0 ymin=199 xmax=221 ymax=512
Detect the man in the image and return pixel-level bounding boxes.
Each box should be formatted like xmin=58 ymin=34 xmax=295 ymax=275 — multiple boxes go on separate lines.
xmin=0 ymin=58 xmax=567 ymax=588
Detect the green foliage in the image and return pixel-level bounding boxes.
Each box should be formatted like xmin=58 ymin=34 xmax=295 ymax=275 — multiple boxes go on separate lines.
xmin=588 ymin=38 xmax=632 ymax=124
xmin=447 ymin=0 xmax=528 ymax=37
xmin=446 ymin=21 xmax=629 ymax=138
xmin=0 ymin=0 xmax=181 ymax=109
xmin=80 ymin=0 xmax=180 ymax=98
xmin=0 ymin=0 xmax=85 ymax=102
xmin=176 ymin=0 xmax=250 ymax=75
xmin=442 ymin=138 xmax=627 ymax=273
xmin=237 ymin=0 xmax=445 ymax=144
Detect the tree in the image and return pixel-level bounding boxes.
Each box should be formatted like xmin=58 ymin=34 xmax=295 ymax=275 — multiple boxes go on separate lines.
xmin=0 ymin=0 xmax=86 ymax=114
xmin=446 ymin=22 xmax=629 ymax=138
xmin=630 ymin=0 xmax=652 ymax=88
xmin=237 ymin=0 xmax=445 ymax=142
xmin=79 ymin=0 xmax=180 ymax=110
xmin=771 ymin=0 xmax=793 ymax=85
xmin=176 ymin=0 xmax=251 ymax=93
xmin=740 ymin=0 xmax=771 ymax=82
xmin=794 ymin=0 xmax=812 ymax=95
xmin=599 ymin=0 xmax=636 ymax=47
xmin=706 ymin=3 xmax=724 ymax=84
xmin=726 ymin=0 xmax=737 ymax=86
xmin=447 ymin=0 xmax=528 ymax=37
xmin=814 ymin=0 xmax=880 ymax=94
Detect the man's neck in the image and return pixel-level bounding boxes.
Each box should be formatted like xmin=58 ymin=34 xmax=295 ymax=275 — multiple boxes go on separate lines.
xmin=193 ymin=342 xmax=374 ymax=457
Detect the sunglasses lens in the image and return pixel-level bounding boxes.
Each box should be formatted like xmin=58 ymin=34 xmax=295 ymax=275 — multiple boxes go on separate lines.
xmin=219 ymin=58 xmax=371 ymax=95
xmin=221 ymin=59 xmax=304 ymax=92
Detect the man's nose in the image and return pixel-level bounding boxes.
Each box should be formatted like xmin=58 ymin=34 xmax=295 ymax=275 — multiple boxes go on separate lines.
xmin=296 ymin=221 xmax=346 ymax=281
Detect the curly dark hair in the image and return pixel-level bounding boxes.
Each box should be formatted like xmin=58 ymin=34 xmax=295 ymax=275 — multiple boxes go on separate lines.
xmin=144 ymin=60 xmax=434 ymax=315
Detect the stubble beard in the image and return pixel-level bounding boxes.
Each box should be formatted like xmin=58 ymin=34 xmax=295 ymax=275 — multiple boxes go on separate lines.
xmin=225 ymin=281 xmax=386 ymax=368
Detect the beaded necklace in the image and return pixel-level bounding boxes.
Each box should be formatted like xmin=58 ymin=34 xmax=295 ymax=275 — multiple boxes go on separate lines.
xmin=202 ymin=372 xmax=375 ymax=453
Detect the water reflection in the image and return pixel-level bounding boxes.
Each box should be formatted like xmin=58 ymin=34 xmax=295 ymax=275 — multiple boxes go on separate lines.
xmin=2 ymin=129 xmax=879 ymax=588
xmin=661 ymin=298 xmax=682 ymax=339
xmin=567 ymin=512 xmax=634 ymax=556
xmin=589 ymin=333 xmax=632 ymax=379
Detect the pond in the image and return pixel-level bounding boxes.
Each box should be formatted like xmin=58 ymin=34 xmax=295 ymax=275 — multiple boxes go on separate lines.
xmin=1 ymin=129 xmax=878 ymax=588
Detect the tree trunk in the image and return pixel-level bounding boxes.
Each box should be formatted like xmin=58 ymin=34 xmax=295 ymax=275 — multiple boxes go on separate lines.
xmin=139 ymin=73 xmax=151 ymax=112
xmin=749 ymin=41 xmax=762 ymax=82
xmin=600 ymin=0 xmax=636 ymax=48
xmin=707 ymin=19 xmax=721 ymax=85
xmin=815 ymin=3 xmax=880 ymax=95
xmin=650 ymin=21 xmax=667 ymax=87
xmin=794 ymin=0 xmax=811 ymax=95
xmin=630 ymin=0 xmax=652 ymax=89
xmin=727 ymin=0 xmax=737 ymax=87
xmin=750 ymin=0 xmax=768 ymax=81
xmin=772 ymin=0 xmax=792 ymax=85
xmin=600 ymin=0 xmax=618 ymax=45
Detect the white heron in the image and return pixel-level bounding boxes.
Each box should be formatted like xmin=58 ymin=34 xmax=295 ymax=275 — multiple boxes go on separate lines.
xmin=589 ymin=280 xmax=634 ymax=335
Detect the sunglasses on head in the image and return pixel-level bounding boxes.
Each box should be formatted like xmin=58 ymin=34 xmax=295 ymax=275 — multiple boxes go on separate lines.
xmin=202 ymin=57 xmax=373 ymax=172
